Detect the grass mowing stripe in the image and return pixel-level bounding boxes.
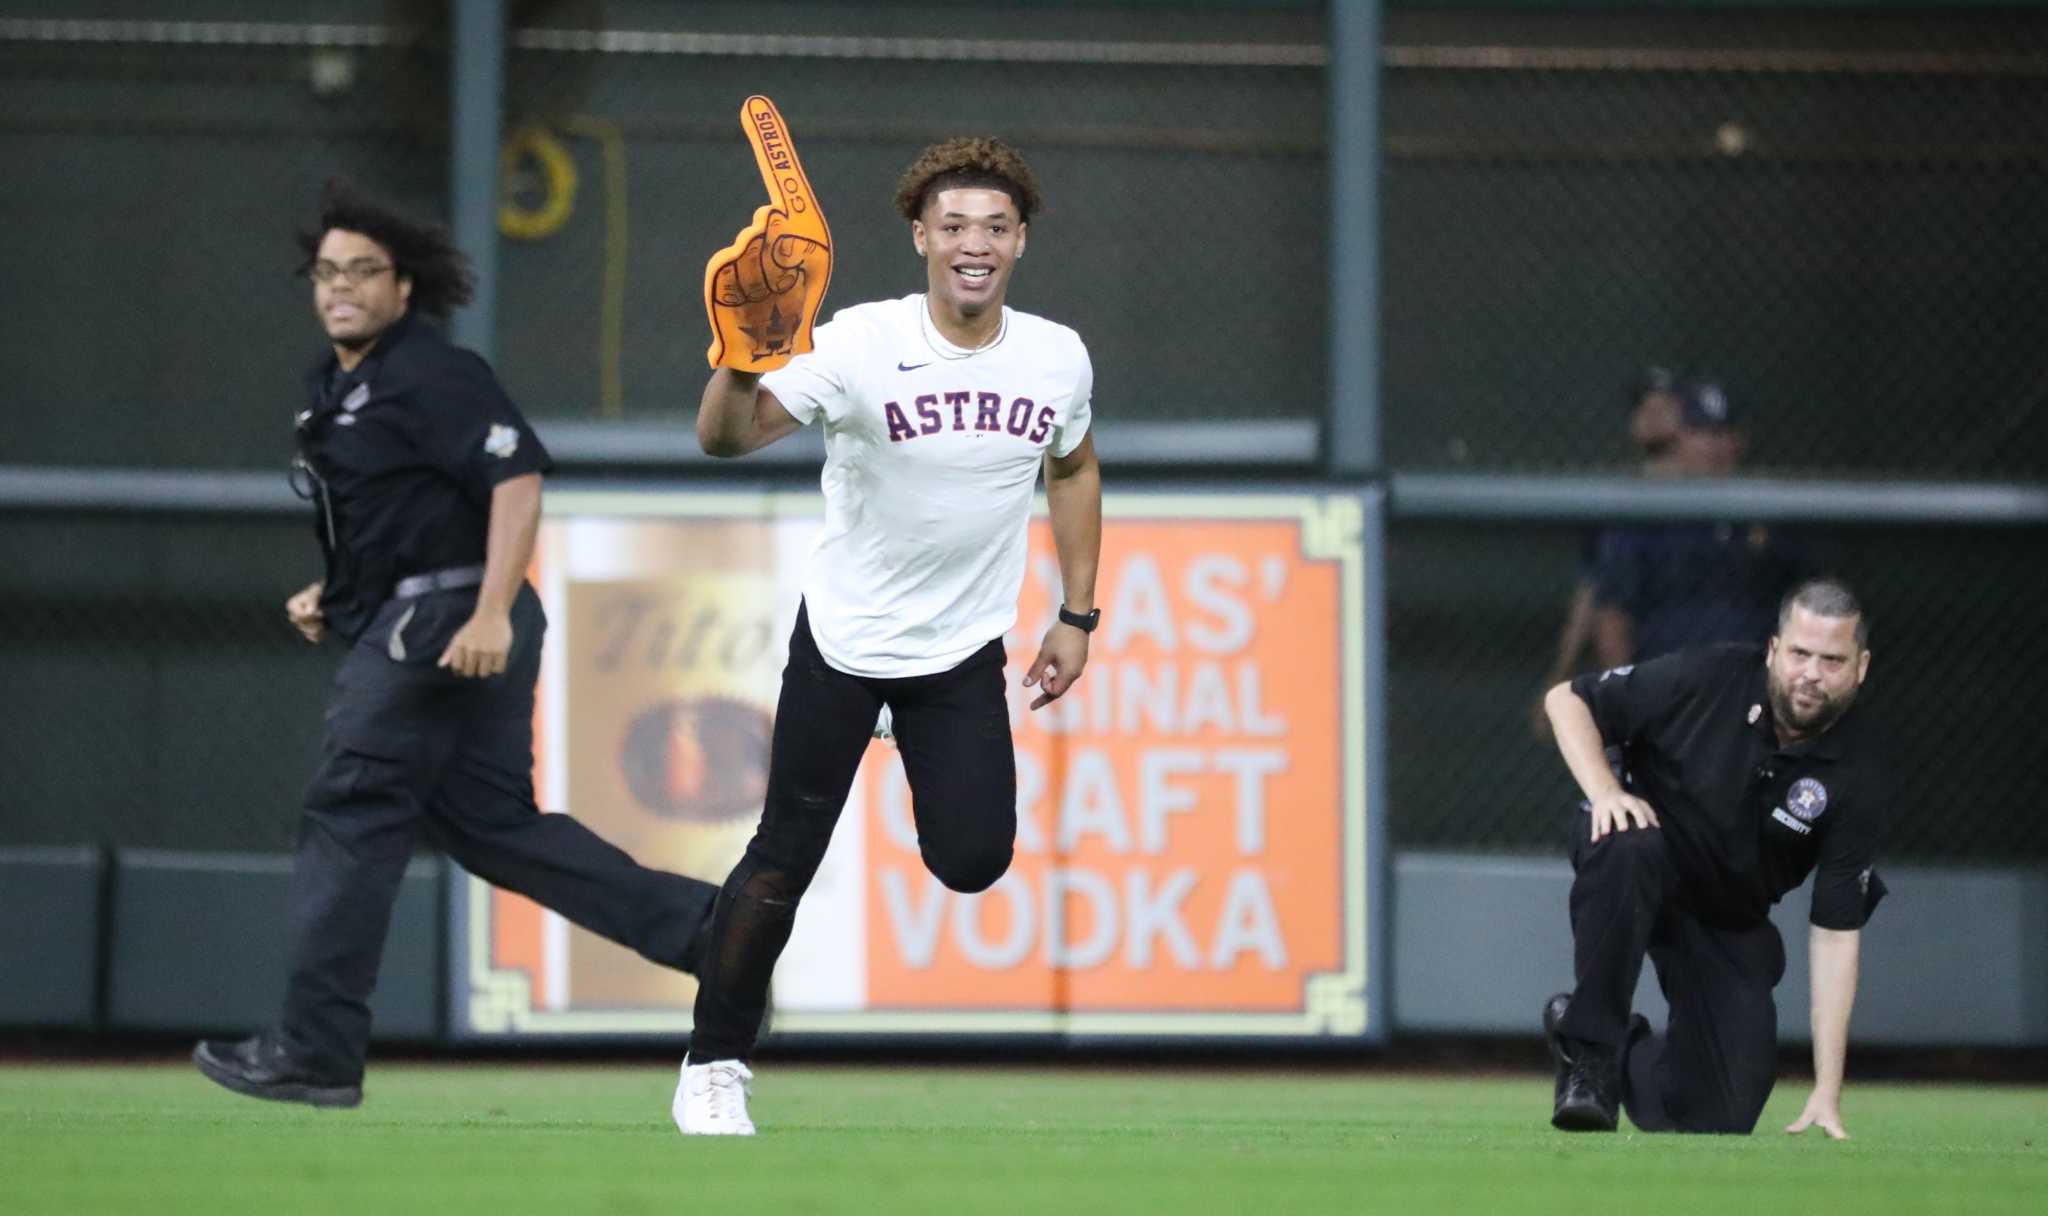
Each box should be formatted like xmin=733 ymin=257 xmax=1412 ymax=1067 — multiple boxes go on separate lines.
xmin=1 ymin=1065 xmax=2041 ymax=1215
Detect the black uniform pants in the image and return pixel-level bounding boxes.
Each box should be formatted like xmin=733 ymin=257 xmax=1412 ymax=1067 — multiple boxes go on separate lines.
xmin=1559 ymin=816 xmax=1785 ymax=1134
xmin=688 ymin=602 xmax=1017 ymax=1062
xmin=279 ymin=584 xmax=719 ymax=1081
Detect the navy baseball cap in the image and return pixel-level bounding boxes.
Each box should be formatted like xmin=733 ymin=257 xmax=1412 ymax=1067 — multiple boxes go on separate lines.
xmin=1627 ymin=365 xmax=1679 ymax=411
xmin=1679 ymin=379 xmax=1737 ymax=429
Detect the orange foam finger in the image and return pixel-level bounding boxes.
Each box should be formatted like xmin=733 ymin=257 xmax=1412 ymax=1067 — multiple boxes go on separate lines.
xmin=703 ymin=97 xmax=834 ymax=372
xmin=741 ymin=95 xmax=829 ymax=243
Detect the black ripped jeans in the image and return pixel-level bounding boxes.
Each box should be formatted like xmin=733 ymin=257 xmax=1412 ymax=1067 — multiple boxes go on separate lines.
xmin=688 ymin=601 xmax=1018 ymax=1062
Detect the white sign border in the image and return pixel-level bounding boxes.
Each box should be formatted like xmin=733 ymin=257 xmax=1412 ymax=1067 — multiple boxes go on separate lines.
xmin=452 ymin=489 xmax=1372 ymax=1039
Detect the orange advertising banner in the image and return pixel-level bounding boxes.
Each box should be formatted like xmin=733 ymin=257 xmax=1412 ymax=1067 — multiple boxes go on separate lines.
xmin=453 ymin=492 xmax=1371 ymax=1040
xmin=862 ymin=518 xmax=1344 ymax=1014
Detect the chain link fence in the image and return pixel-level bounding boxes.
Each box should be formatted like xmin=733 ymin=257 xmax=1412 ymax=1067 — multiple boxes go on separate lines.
xmin=1383 ymin=5 xmax=2048 ymax=478
xmin=7 ymin=4 xmax=2043 ymax=471
xmin=0 ymin=3 xmax=455 ymax=469
xmin=0 ymin=2 xmax=1327 ymax=466
xmin=489 ymin=2 xmax=1326 ymax=427
xmin=1386 ymin=518 xmax=2048 ymax=863
xmin=0 ymin=511 xmax=330 ymax=852
xmin=1374 ymin=5 xmax=2048 ymax=865
xmin=3 ymin=508 xmax=2038 ymax=863
xmin=2 ymin=3 xmax=2043 ymax=869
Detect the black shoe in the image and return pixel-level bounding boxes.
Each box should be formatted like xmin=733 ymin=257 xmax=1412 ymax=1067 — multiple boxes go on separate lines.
xmin=1543 ymin=991 xmax=1619 ymax=1131
xmin=1541 ymin=992 xmax=1575 ymax=1105
xmin=1552 ymin=1050 xmax=1621 ymax=1132
xmin=193 ymin=1034 xmax=362 ymax=1109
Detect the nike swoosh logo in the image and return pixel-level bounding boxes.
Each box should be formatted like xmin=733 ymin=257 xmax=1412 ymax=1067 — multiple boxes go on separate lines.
xmin=897 ymin=361 xmax=930 ymax=372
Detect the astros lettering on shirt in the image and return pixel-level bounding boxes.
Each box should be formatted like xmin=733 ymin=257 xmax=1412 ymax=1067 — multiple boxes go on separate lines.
xmin=760 ymin=294 xmax=1093 ymax=679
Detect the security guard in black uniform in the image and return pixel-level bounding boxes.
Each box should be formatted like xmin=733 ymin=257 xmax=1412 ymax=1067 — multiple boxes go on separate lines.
xmin=1540 ymin=576 xmax=1888 ymax=1138
xmin=195 ymin=180 xmax=719 ymax=1108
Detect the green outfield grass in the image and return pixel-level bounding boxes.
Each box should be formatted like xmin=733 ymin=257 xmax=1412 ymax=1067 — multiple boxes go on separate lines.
xmin=1 ymin=1062 xmax=2040 ymax=1215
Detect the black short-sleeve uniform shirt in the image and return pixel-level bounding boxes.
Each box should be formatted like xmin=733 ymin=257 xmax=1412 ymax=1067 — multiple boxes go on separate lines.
xmin=296 ymin=311 xmax=552 ymax=640
xmin=1570 ymin=643 xmax=1888 ymax=932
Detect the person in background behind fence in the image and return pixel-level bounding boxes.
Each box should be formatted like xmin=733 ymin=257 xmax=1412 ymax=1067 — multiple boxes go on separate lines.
xmin=192 ymin=179 xmax=720 ymax=1110
xmin=1532 ymin=366 xmax=1685 ymax=737
xmin=1539 ymin=575 xmax=1889 ymax=1138
xmin=1589 ymin=379 xmax=1808 ymax=668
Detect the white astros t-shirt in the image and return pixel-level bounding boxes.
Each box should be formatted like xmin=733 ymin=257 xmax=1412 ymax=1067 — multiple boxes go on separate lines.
xmin=760 ymin=293 xmax=1094 ymax=678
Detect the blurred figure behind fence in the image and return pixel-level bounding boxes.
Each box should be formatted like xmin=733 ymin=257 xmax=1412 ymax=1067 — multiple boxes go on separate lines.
xmin=1591 ymin=379 xmax=1808 ymax=669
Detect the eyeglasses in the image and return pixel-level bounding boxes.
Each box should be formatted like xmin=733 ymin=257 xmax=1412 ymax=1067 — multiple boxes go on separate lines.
xmin=306 ymin=259 xmax=393 ymax=286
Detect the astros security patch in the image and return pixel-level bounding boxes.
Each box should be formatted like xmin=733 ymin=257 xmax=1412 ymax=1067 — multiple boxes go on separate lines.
xmin=1786 ymin=777 xmax=1829 ymax=822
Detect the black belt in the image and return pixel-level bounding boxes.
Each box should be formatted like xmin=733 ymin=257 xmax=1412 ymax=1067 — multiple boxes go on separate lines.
xmin=393 ymin=564 xmax=486 ymax=598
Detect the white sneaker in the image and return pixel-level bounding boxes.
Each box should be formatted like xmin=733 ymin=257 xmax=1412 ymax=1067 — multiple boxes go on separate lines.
xmin=672 ymin=1057 xmax=755 ymax=1136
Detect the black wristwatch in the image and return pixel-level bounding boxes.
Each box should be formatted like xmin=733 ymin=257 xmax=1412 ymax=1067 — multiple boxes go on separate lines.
xmin=1058 ymin=605 xmax=1101 ymax=633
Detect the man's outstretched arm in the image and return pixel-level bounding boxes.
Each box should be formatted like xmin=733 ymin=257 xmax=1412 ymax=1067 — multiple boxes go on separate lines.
xmin=1787 ymin=925 xmax=1861 ymax=1140
xmin=698 ymin=370 xmax=802 ymax=457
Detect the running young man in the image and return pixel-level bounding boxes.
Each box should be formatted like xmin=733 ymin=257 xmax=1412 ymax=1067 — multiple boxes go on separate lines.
xmin=680 ymin=135 xmax=1102 ymax=1135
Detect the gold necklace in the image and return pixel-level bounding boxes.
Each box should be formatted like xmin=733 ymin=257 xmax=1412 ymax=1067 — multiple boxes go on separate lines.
xmin=921 ymin=299 xmax=1007 ymax=360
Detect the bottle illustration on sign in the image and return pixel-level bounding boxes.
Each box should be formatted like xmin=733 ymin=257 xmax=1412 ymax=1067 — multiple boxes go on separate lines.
xmin=563 ymin=561 xmax=783 ymax=1010
xmin=617 ymin=694 xmax=770 ymax=828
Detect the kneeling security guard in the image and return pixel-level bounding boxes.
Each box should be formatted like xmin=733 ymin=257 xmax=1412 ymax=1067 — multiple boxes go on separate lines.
xmin=1540 ymin=576 xmax=1888 ymax=1139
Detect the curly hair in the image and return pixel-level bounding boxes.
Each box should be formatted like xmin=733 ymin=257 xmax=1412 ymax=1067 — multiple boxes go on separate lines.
xmin=295 ymin=177 xmax=475 ymax=320
xmin=892 ymin=137 xmax=1043 ymax=225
